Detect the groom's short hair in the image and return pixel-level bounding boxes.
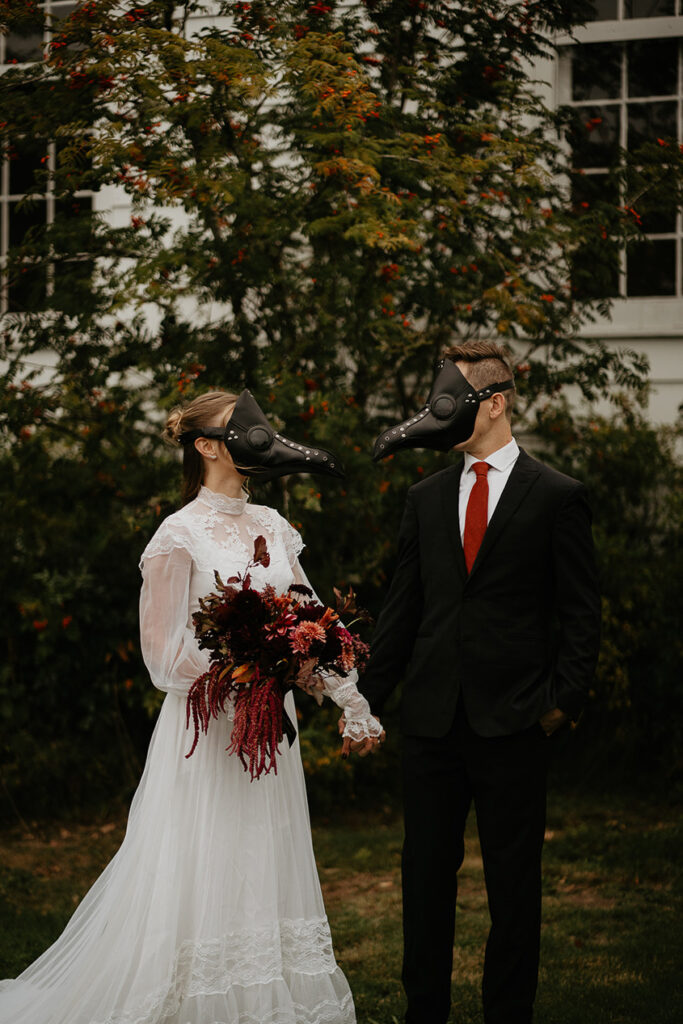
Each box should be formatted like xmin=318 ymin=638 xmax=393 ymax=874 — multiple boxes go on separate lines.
xmin=443 ymin=340 xmax=516 ymax=420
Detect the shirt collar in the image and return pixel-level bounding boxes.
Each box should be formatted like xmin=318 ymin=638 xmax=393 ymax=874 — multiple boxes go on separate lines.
xmin=464 ymin=437 xmax=519 ymax=475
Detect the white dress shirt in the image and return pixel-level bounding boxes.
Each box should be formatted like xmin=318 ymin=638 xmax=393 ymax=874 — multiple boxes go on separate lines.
xmin=458 ymin=437 xmax=520 ymax=541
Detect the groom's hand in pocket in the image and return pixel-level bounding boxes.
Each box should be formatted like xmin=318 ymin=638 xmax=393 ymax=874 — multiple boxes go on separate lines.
xmin=337 ymin=716 xmax=385 ymax=758
xmin=538 ymin=707 xmax=567 ymax=736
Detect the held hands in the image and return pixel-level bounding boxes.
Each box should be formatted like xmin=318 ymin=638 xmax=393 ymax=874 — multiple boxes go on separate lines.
xmin=294 ymin=658 xmax=385 ymax=755
xmin=539 ymin=707 xmax=567 ymax=736
xmin=337 ymin=715 xmax=385 ymax=758
xmin=294 ymin=658 xmax=325 ymax=705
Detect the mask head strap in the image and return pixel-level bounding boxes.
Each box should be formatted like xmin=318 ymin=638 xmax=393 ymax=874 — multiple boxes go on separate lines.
xmin=475 ymin=378 xmax=515 ymax=402
xmin=178 ymin=426 xmax=225 ymax=445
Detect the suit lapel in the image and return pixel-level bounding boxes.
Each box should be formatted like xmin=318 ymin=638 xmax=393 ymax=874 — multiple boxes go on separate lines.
xmin=467 ymin=449 xmax=541 ymax=581
xmin=440 ymin=461 xmax=468 ymax=581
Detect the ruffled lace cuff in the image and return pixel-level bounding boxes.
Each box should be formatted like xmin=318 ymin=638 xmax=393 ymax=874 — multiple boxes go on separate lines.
xmin=322 ymin=677 xmax=383 ymax=741
xmin=340 ymin=713 xmax=384 ymax=743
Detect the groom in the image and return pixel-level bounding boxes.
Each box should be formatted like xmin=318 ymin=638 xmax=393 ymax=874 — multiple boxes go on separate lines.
xmin=356 ymin=341 xmax=601 ymax=1024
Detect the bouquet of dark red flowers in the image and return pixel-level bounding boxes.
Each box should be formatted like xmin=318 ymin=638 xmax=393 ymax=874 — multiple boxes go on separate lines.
xmin=185 ymin=536 xmax=370 ymax=780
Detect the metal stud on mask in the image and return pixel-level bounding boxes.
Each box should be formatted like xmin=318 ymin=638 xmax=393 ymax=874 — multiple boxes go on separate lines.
xmin=372 ymin=359 xmax=514 ymax=461
xmin=179 ymin=390 xmax=344 ymax=481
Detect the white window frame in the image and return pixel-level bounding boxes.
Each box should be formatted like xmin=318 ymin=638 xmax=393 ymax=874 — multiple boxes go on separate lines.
xmin=1 ymin=2 xmax=93 ymax=314
xmin=554 ymin=10 xmax=683 ymax=325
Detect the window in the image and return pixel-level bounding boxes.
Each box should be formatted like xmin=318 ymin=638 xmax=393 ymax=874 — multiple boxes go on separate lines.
xmin=1 ymin=3 xmax=92 ymax=313
xmin=0 ymin=1 xmax=78 ymax=65
xmin=565 ymin=30 xmax=683 ymax=298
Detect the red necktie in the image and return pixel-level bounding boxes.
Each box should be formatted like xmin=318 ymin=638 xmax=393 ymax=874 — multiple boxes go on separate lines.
xmin=463 ymin=461 xmax=490 ymax=573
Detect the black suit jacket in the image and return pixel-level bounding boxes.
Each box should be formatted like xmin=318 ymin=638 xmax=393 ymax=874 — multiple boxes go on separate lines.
xmin=359 ymin=449 xmax=601 ymax=738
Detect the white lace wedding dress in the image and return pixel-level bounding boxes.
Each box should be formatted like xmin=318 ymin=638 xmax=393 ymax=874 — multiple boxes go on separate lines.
xmin=0 ymin=486 xmax=382 ymax=1024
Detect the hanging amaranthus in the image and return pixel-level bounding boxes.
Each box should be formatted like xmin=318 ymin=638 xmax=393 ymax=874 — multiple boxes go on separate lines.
xmin=185 ymin=536 xmax=370 ymax=780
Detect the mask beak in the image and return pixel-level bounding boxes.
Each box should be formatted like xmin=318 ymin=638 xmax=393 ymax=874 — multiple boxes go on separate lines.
xmin=226 ymin=391 xmax=344 ymax=481
xmin=372 ymin=360 xmax=514 ymax=461
xmin=180 ymin=390 xmax=344 ymax=481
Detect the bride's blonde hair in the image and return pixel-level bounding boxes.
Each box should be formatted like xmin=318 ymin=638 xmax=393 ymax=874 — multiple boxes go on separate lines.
xmin=164 ymin=390 xmax=240 ymax=505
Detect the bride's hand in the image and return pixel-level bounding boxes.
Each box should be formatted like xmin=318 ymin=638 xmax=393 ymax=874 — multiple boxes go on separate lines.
xmin=294 ymin=659 xmax=325 ymax=703
xmin=337 ymin=715 xmax=385 ymax=758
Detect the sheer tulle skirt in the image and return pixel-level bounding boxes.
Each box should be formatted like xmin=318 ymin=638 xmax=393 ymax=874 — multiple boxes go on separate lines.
xmin=0 ymin=692 xmax=354 ymax=1024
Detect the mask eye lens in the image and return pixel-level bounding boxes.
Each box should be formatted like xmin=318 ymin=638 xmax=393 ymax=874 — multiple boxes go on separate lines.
xmin=246 ymin=425 xmax=273 ymax=451
xmin=431 ymin=394 xmax=456 ymax=420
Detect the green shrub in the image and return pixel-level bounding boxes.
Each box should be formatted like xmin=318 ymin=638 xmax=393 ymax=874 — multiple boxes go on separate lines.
xmin=536 ymin=399 xmax=683 ymax=785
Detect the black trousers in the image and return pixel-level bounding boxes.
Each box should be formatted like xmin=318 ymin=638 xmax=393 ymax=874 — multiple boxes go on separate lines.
xmin=401 ymin=706 xmax=552 ymax=1024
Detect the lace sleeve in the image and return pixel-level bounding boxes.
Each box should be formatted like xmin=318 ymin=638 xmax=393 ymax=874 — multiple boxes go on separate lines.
xmin=139 ymin=517 xmax=192 ymax=570
xmin=139 ymin=537 xmax=210 ymax=698
xmin=279 ymin=515 xmax=305 ymax=568
xmin=290 ymin=558 xmax=383 ymax=744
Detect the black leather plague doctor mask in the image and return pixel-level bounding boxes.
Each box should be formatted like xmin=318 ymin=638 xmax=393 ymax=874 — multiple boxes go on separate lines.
xmin=373 ymin=358 xmax=515 ymax=461
xmin=179 ymin=390 xmax=344 ymax=482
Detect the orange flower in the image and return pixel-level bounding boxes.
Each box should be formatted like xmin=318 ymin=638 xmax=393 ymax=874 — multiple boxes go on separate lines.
xmin=232 ymin=663 xmax=255 ymax=685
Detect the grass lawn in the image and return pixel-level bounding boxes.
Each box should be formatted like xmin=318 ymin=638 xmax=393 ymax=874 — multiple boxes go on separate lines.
xmin=1 ymin=791 xmax=680 ymax=1023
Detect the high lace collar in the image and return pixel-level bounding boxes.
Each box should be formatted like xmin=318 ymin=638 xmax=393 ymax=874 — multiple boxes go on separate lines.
xmin=198 ymin=485 xmax=249 ymax=515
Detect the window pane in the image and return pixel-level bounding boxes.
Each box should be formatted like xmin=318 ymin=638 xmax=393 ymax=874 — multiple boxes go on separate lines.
xmin=54 ymin=194 xmax=93 ymax=227
xmin=7 ymin=266 xmax=48 ymax=311
xmin=627 ymin=39 xmax=678 ymax=97
xmin=4 ymin=20 xmax=43 ymax=64
xmin=53 ymin=195 xmax=94 ymax=311
xmin=571 ymin=173 xmax=621 ymax=299
xmin=55 ymin=137 xmax=93 ymax=189
xmin=8 ymin=198 xmax=47 ymax=249
xmin=585 ymin=0 xmax=619 ymax=18
xmin=7 ymin=199 xmax=47 ymax=312
xmin=8 ymin=137 xmax=49 ymax=196
xmin=625 ymin=0 xmax=675 ymax=16
xmin=54 ymin=195 xmax=94 ymax=271
xmin=49 ymin=3 xmax=79 ymax=44
xmin=627 ymin=239 xmax=676 ymax=295
xmin=570 ymin=106 xmax=621 ymax=168
xmin=50 ymin=1 xmax=79 ymax=20
xmin=572 ymin=171 xmax=620 ymax=211
xmin=572 ymin=241 xmax=621 ymax=299
xmin=572 ymin=44 xmax=622 ymax=102
xmin=628 ymin=100 xmax=677 ymax=150
xmin=626 ymin=170 xmax=679 ymax=233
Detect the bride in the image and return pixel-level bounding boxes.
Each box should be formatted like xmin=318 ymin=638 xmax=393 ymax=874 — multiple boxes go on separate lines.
xmin=0 ymin=389 xmax=384 ymax=1024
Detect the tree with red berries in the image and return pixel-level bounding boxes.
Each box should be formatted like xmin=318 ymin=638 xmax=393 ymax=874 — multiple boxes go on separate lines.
xmin=1 ymin=0 xmax=681 ymax=814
